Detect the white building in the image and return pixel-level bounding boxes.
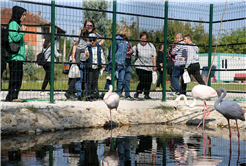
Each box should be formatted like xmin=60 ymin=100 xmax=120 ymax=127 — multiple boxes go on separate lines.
xmin=199 ymin=53 xmax=246 ymax=82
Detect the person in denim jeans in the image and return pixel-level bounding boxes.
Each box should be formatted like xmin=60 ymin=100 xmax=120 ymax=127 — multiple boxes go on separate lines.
xmin=109 ymin=25 xmax=133 ymax=99
xmin=69 ymin=19 xmax=105 ymax=100
xmin=170 ymin=33 xmax=188 ymax=95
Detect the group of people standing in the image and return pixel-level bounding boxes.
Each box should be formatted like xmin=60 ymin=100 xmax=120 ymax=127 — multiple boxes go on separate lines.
xmin=64 ymin=19 xmax=106 ymax=101
xmin=64 ymin=23 xmax=158 ymax=101
xmin=157 ymin=33 xmax=205 ymax=95
xmin=3 ymin=6 xmax=204 ymax=102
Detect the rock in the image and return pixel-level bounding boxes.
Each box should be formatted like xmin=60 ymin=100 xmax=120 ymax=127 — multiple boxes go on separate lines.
xmin=28 ymin=130 xmax=35 ymax=133
xmin=43 ymin=128 xmax=50 ymax=132
xmin=36 ymin=128 xmax=42 ymax=133
xmin=20 ymin=108 xmax=30 ymax=114
xmin=2 ymin=116 xmax=12 ymax=124
xmin=18 ymin=130 xmax=26 ymax=134
xmin=17 ymin=126 xmax=24 ymax=130
xmin=56 ymin=125 xmax=64 ymax=130
xmin=50 ymin=129 xmax=55 ymax=132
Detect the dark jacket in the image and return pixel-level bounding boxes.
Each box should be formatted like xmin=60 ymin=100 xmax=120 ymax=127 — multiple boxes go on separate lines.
xmin=156 ymin=51 xmax=164 ymax=71
xmin=86 ymin=44 xmax=102 ymax=69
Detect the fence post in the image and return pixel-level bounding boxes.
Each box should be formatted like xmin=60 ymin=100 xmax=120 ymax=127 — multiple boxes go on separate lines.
xmin=162 ymin=140 xmax=166 ymax=166
xmin=50 ymin=0 xmax=55 ymax=103
xmin=49 ymin=145 xmax=53 ymax=166
xmin=208 ymin=4 xmax=213 ymax=87
xmin=162 ymin=1 xmax=168 ymax=101
xmin=111 ymin=0 xmax=117 ymax=91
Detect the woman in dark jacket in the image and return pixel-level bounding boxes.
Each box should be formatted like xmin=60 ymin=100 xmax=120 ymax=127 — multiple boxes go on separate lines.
xmin=156 ymin=44 xmax=164 ymax=91
xmin=6 ymin=6 xmax=27 ymax=102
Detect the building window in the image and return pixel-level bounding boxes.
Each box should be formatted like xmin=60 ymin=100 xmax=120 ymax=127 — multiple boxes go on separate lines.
xmin=222 ymin=59 xmax=227 ymax=69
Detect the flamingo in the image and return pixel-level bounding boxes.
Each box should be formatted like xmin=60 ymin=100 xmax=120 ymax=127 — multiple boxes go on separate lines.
xmin=174 ymin=84 xmax=217 ymax=130
xmin=214 ymin=87 xmax=245 ymax=151
xmin=103 ymin=85 xmax=120 ymax=129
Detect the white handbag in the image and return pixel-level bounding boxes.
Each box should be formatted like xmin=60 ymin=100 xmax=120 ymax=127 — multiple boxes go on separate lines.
xmin=152 ymin=71 xmax=157 ymax=84
xmin=68 ymin=64 xmax=80 ymax=78
xmin=183 ymin=71 xmax=191 ymax=83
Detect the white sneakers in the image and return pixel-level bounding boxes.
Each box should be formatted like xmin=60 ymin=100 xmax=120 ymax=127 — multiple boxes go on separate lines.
xmin=40 ymin=92 xmax=45 ymax=96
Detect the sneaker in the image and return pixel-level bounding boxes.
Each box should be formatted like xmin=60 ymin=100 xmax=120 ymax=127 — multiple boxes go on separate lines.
xmin=86 ymin=96 xmax=93 ymax=102
xmin=77 ymin=96 xmax=82 ymax=101
xmin=144 ymin=95 xmax=152 ymax=99
xmin=175 ymin=92 xmax=181 ymax=96
xmin=119 ymin=94 xmax=124 ymax=98
xmin=169 ymin=85 xmax=176 ymax=92
xmin=134 ymin=93 xmax=139 ymax=99
xmin=13 ymin=99 xmax=23 ymax=102
xmin=40 ymin=92 xmax=45 ymax=96
xmin=125 ymin=96 xmax=133 ymax=100
xmin=70 ymin=94 xmax=77 ymax=99
xmin=64 ymin=93 xmax=70 ymax=99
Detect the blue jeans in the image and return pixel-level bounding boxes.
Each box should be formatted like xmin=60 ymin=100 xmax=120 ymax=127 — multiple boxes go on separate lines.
xmin=117 ymin=137 xmax=131 ymax=166
xmin=172 ymin=65 xmax=187 ymax=93
xmin=75 ymin=64 xmax=86 ymax=97
xmin=117 ymin=65 xmax=131 ymax=97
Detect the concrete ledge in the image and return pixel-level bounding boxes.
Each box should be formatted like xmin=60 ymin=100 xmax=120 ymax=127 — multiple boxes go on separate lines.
xmin=1 ymin=100 xmax=246 ymax=135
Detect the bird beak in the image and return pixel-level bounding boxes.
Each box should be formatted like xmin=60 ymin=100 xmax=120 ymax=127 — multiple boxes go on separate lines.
xmin=174 ymin=107 xmax=177 ymax=110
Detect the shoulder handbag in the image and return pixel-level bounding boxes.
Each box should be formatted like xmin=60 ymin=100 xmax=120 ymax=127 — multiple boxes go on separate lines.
xmin=9 ymin=42 xmax=20 ymax=54
xmin=37 ymin=45 xmax=50 ymax=66
xmin=63 ymin=34 xmax=82 ymax=75
xmin=9 ymin=26 xmax=21 ymax=54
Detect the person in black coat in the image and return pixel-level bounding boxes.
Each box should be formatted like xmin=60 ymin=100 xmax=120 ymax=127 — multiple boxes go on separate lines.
xmin=156 ymin=44 xmax=164 ymax=91
xmin=167 ymin=44 xmax=176 ymax=92
xmin=156 ymin=44 xmax=176 ymax=91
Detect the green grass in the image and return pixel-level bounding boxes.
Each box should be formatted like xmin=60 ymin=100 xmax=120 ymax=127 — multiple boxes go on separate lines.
xmin=17 ymin=106 xmax=38 ymax=113
xmin=2 ymin=78 xmax=245 ymax=92
xmin=153 ymin=104 xmax=174 ymax=114
xmin=1 ymin=64 xmax=245 ymax=92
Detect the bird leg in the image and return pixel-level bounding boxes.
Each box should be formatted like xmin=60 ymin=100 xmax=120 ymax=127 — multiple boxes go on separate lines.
xmin=227 ymin=119 xmax=232 ymax=149
xmin=110 ymin=109 xmax=112 ymax=143
xmin=235 ymin=119 xmax=240 ymax=154
xmin=110 ymin=109 xmax=112 ymax=129
xmin=203 ymin=101 xmax=210 ymax=120
xmin=197 ymin=101 xmax=206 ymax=130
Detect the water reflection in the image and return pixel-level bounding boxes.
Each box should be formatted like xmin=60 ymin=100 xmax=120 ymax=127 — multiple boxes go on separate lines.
xmin=1 ymin=125 xmax=246 ymax=166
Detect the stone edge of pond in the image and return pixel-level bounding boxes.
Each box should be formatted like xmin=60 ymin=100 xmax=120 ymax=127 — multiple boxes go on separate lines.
xmin=1 ymin=104 xmax=246 ymax=136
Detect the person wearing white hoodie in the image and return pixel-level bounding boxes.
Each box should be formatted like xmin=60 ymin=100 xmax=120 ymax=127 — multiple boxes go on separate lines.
xmin=183 ymin=34 xmax=205 ymax=85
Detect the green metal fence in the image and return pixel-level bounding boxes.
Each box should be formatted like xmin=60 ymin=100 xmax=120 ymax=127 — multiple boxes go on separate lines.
xmin=1 ymin=0 xmax=245 ymax=103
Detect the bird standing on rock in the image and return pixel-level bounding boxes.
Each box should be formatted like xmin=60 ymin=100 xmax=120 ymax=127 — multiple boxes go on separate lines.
xmin=214 ymin=87 xmax=245 ymax=149
xmin=174 ymin=84 xmax=217 ymax=130
xmin=103 ymin=85 xmax=120 ymax=129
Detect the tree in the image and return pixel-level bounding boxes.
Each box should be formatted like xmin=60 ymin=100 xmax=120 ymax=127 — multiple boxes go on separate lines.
xmin=24 ymin=45 xmax=35 ymax=80
xmin=217 ymin=27 xmax=246 ymax=54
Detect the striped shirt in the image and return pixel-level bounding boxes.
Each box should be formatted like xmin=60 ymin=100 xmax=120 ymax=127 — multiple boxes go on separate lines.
xmin=171 ymin=40 xmax=187 ymax=66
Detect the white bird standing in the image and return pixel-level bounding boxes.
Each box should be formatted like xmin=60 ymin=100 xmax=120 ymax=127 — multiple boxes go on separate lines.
xmin=174 ymin=84 xmax=217 ymax=130
xmin=214 ymin=87 xmax=245 ymax=148
xmin=103 ymin=85 xmax=120 ymax=128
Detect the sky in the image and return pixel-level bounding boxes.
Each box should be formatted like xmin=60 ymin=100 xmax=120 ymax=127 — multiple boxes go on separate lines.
xmin=1 ymin=0 xmax=245 ymax=39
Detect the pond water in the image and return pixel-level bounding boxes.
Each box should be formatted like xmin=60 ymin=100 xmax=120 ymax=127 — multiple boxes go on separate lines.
xmin=1 ymin=124 xmax=246 ymax=166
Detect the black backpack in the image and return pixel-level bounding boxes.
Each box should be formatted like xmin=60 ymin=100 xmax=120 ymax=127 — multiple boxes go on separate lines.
xmin=1 ymin=26 xmax=10 ymax=60
xmin=37 ymin=46 xmax=50 ymax=66
xmin=166 ymin=50 xmax=174 ymax=75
